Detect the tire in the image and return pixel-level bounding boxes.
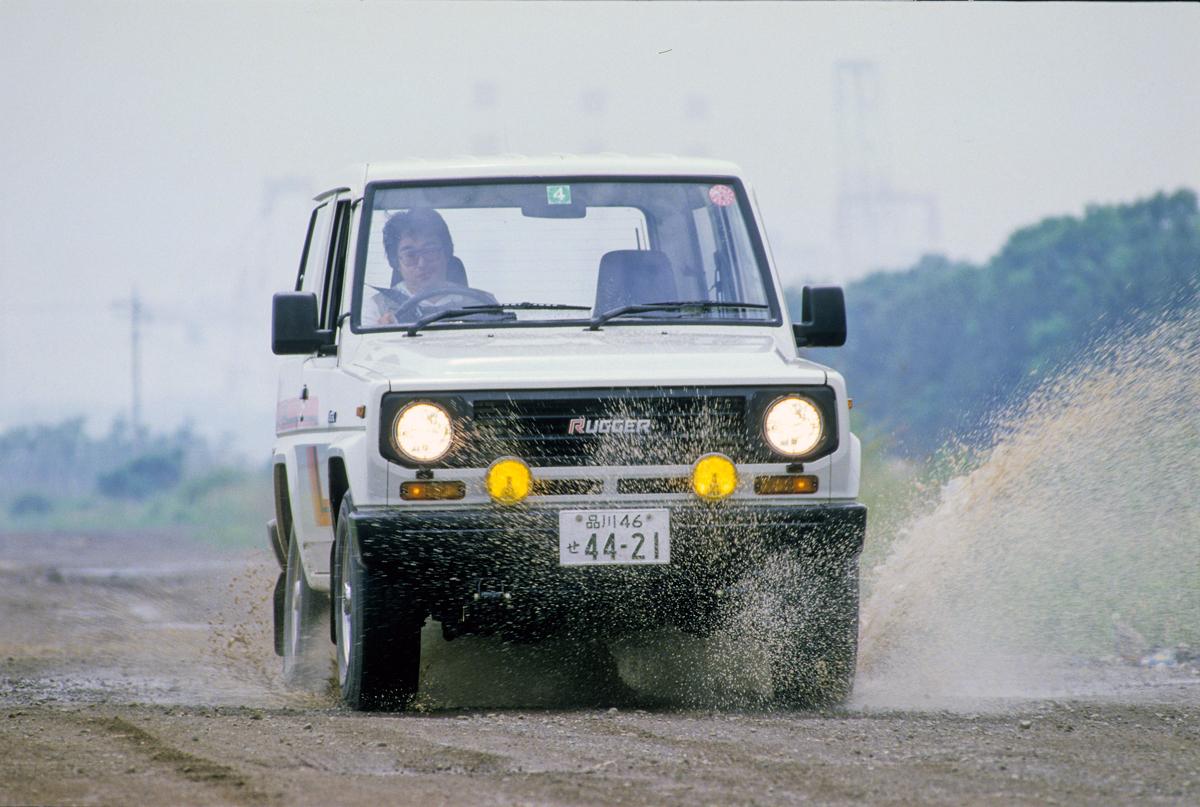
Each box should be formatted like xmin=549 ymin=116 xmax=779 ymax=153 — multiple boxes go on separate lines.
xmin=772 ymin=553 xmax=859 ymax=708
xmin=273 ymin=572 xmax=286 ymax=657
xmin=333 ymin=495 xmax=424 ymax=710
xmin=282 ymin=524 xmax=331 ymax=688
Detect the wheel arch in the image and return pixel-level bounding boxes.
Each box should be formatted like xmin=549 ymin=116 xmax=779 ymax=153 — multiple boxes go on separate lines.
xmin=328 ymin=457 xmax=350 ymax=529
xmin=272 ymin=456 xmax=294 ymax=556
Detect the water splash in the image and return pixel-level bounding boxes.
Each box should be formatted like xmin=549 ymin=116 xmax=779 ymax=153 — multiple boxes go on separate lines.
xmin=856 ymin=306 xmax=1200 ymax=709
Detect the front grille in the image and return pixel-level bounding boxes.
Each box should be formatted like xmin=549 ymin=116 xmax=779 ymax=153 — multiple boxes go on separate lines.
xmin=617 ymin=477 xmax=691 ymax=494
xmin=531 ymin=478 xmax=604 ymax=496
xmin=379 ymin=385 xmax=839 ymax=469
xmin=459 ymin=390 xmax=752 ymax=468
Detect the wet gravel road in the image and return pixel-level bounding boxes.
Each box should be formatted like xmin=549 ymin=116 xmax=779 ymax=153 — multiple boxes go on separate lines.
xmin=2 ymin=531 xmax=1197 ymax=806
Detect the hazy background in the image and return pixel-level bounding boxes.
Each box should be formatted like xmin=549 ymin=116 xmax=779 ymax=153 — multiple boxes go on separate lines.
xmin=2 ymin=1 xmax=1198 ymax=455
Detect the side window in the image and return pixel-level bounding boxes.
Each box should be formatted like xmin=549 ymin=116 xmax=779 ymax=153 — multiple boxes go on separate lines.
xmin=296 ymin=202 xmax=333 ymax=292
xmin=320 ymin=200 xmax=354 ymax=330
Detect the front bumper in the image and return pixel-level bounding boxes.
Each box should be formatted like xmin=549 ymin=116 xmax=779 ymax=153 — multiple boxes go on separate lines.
xmin=347 ymin=501 xmax=866 ymax=639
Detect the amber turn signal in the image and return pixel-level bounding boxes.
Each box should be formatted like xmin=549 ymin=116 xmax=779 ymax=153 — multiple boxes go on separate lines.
xmin=400 ymin=480 xmax=466 ymax=501
xmin=753 ymin=475 xmax=819 ymax=495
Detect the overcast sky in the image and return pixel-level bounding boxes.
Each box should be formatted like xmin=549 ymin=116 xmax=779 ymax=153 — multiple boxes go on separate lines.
xmin=2 ymin=1 xmax=1197 ymax=455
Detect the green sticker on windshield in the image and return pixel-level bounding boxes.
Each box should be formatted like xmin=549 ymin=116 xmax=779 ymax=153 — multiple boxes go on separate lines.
xmin=546 ymin=185 xmax=572 ymax=205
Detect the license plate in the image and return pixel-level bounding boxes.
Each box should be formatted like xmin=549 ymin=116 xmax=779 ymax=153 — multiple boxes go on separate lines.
xmin=558 ymin=509 xmax=670 ymax=566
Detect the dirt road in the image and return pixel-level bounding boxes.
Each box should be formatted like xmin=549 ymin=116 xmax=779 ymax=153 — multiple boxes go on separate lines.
xmin=2 ymin=531 xmax=1197 ymax=806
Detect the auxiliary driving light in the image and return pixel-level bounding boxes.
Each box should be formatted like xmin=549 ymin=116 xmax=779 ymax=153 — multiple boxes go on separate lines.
xmin=763 ymin=395 xmax=823 ymax=456
xmin=691 ymin=453 xmax=738 ymax=501
xmin=393 ymin=401 xmax=453 ymax=462
xmin=486 ymin=457 xmax=533 ymax=505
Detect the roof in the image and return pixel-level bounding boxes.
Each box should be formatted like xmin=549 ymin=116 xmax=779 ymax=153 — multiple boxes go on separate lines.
xmin=316 ymin=154 xmax=746 ymax=199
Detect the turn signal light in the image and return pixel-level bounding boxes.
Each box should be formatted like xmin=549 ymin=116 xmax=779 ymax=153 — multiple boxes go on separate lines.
xmin=486 ymin=457 xmax=533 ymax=505
xmin=754 ymin=475 xmax=819 ymax=495
xmin=400 ymin=480 xmax=466 ymax=501
xmin=691 ymin=453 xmax=738 ymax=501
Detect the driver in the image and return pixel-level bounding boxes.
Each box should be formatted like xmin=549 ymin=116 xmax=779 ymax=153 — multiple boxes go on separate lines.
xmin=364 ymin=208 xmax=495 ymax=325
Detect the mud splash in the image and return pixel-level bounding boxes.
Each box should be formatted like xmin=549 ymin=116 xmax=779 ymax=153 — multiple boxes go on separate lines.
xmin=214 ymin=307 xmax=1198 ymax=712
xmin=855 ymin=306 xmax=1200 ymax=709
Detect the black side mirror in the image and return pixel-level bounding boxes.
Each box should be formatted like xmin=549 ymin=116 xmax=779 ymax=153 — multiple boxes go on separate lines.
xmin=272 ymin=292 xmax=332 ymax=355
xmin=792 ymin=286 xmax=847 ymax=348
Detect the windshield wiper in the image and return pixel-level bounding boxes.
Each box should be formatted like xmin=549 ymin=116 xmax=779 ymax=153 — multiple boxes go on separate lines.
xmin=405 ymin=303 xmax=591 ymax=336
xmin=588 ymin=301 xmax=769 ymax=331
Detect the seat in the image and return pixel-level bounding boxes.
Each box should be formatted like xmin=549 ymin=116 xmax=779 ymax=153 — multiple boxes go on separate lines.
xmin=447 ymin=256 xmax=469 ymax=286
xmin=593 ymin=250 xmax=678 ymax=313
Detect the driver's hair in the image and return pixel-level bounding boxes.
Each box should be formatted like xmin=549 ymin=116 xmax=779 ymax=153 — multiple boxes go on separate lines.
xmin=382 ymin=208 xmax=454 ymax=270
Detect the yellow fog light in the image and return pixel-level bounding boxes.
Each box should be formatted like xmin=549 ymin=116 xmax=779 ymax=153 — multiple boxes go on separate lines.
xmin=486 ymin=457 xmax=532 ymax=505
xmin=691 ymin=453 xmax=738 ymax=501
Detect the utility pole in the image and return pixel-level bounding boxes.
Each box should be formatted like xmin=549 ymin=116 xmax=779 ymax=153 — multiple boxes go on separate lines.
xmin=111 ymin=289 xmax=149 ymax=444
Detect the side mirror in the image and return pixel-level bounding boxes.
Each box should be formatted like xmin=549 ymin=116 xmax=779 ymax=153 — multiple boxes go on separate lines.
xmin=792 ymin=286 xmax=847 ymax=348
xmin=272 ymin=292 xmax=332 ymax=355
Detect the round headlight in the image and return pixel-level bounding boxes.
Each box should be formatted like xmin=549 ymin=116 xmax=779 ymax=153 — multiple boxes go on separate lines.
xmin=393 ymin=402 xmax=453 ymax=462
xmin=763 ymin=396 xmax=823 ymax=456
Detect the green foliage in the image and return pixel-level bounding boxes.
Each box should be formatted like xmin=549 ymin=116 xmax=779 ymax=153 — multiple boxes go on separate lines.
xmin=0 ymin=419 xmax=269 ymax=549
xmin=9 ymin=493 xmax=52 ymax=517
xmin=96 ymin=450 xmax=184 ymax=500
xmin=2 ymin=466 xmax=273 ymax=550
xmin=797 ymin=189 xmax=1200 ymax=456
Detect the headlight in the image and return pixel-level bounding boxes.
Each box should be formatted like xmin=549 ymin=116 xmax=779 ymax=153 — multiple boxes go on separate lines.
xmin=392 ymin=402 xmax=453 ymax=462
xmin=763 ymin=396 xmax=823 ymax=456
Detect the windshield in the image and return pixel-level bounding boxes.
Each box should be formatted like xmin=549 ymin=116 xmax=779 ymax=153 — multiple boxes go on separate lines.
xmin=352 ymin=179 xmax=778 ymax=331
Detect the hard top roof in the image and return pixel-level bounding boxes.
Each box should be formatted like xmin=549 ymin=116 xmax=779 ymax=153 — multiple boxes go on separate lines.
xmin=315 ymin=154 xmax=746 ymax=200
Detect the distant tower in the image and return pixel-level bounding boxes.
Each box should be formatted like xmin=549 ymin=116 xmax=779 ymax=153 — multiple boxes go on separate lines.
xmin=834 ymin=60 xmax=888 ymax=278
xmin=834 ymin=60 xmax=939 ymax=277
xmin=471 ymin=81 xmax=502 ymax=154
xmin=579 ymin=88 xmax=608 ymax=153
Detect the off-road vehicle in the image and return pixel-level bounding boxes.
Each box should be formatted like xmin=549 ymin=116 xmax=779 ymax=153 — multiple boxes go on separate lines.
xmin=268 ymin=156 xmax=865 ymax=709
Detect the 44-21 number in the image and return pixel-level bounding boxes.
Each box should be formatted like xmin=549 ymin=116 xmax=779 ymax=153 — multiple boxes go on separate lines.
xmin=584 ymin=531 xmax=660 ymax=561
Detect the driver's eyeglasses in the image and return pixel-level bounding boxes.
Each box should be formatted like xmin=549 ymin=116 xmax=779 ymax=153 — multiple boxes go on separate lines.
xmin=396 ymin=244 xmax=445 ymax=267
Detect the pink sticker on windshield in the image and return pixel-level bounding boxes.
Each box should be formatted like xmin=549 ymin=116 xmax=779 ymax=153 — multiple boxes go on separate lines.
xmin=708 ymin=184 xmax=736 ymax=207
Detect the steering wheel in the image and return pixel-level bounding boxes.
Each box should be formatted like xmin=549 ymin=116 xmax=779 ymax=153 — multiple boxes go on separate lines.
xmin=388 ymin=286 xmax=496 ymax=322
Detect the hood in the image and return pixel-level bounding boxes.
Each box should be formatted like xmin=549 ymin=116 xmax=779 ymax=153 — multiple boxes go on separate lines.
xmin=347 ymin=328 xmax=827 ymax=390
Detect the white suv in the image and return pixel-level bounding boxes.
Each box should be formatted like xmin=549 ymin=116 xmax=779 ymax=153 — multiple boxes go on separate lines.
xmin=268 ymin=156 xmax=865 ymax=709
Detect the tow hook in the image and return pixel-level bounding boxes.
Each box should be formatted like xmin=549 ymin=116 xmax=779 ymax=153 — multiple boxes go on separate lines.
xmin=460 ymin=579 xmax=513 ymax=625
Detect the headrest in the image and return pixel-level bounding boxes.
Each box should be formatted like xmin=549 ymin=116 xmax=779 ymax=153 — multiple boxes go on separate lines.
xmin=594 ymin=250 xmax=678 ymax=313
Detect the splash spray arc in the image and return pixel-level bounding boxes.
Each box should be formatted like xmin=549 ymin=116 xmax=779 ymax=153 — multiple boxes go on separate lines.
xmin=854 ymin=307 xmax=1200 ymax=708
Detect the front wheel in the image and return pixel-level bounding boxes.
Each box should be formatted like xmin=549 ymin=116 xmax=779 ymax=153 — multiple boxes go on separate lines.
xmin=282 ymin=524 xmax=331 ymax=688
xmin=333 ymin=496 xmax=424 ymax=710
xmin=772 ymin=553 xmax=859 ymax=708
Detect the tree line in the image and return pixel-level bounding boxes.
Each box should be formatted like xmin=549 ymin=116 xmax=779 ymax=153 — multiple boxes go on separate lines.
xmin=0 ymin=418 xmax=220 ymax=512
xmin=793 ymin=189 xmax=1200 ymax=457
